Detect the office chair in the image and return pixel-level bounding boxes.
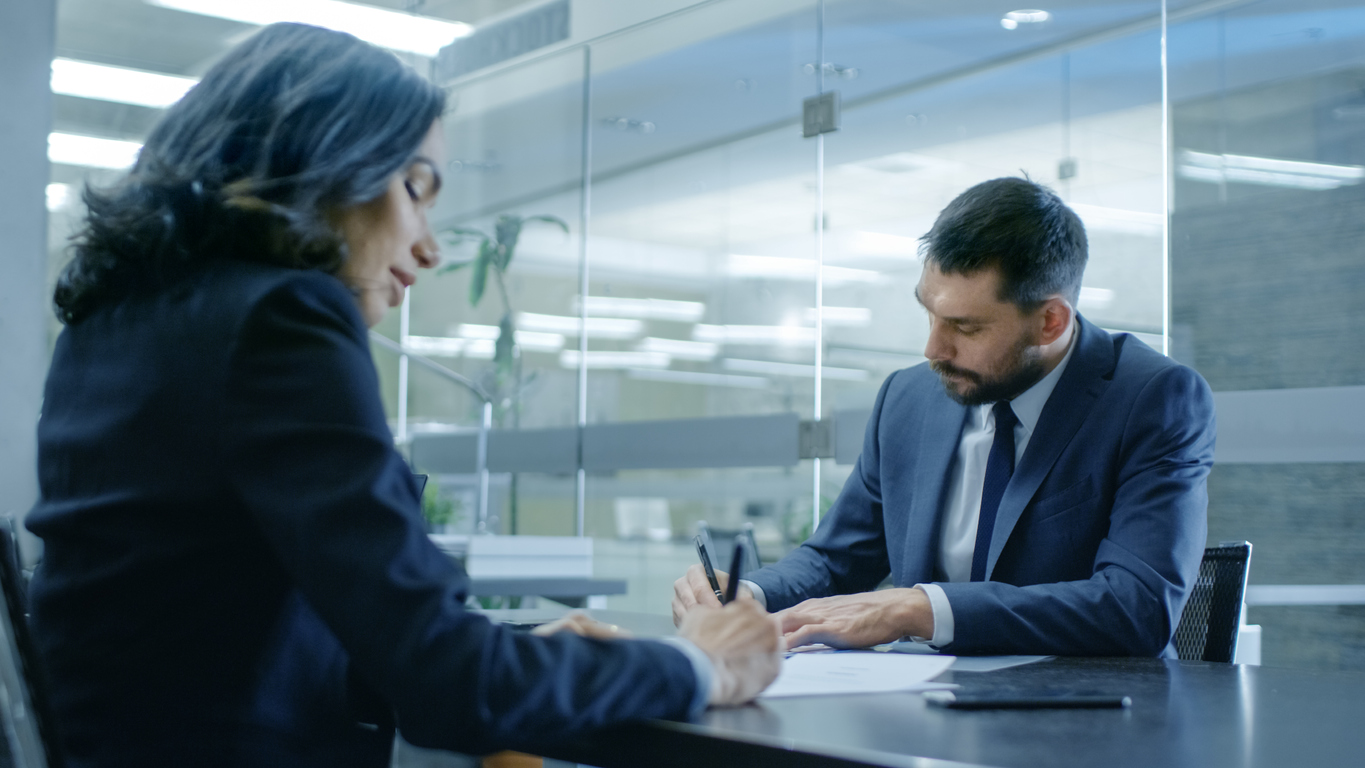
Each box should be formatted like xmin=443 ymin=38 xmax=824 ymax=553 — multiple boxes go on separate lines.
xmin=1173 ymin=541 xmax=1253 ymax=663
xmin=696 ymin=521 xmax=761 ymax=573
xmin=0 ymin=517 xmax=64 ymax=768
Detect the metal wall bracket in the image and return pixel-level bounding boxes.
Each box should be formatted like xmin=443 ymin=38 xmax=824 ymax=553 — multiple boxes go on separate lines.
xmin=798 ymin=419 xmax=835 ymax=459
xmin=803 ymin=91 xmax=840 ymax=138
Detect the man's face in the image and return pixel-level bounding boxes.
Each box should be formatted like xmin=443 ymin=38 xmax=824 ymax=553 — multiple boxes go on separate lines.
xmin=915 ymin=263 xmax=1047 ymax=405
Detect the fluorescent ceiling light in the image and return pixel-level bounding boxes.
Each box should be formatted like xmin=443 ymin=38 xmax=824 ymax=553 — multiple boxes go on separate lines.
xmin=805 ymin=306 xmax=872 ymax=327
xmin=455 ymin=324 xmax=499 ymax=340
xmin=148 ymin=0 xmax=474 ymax=57
xmin=445 ymin=325 xmax=564 ymax=352
xmin=693 ymin=324 xmax=818 ymax=346
xmin=559 ymin=350 xmax=670 ymax=370
xmin=844 ymin=231 xmax=920 ymax=258
xmin=576 ymin=296 xmax=706 ymax=323
xmin=729 ymin=254 xmax=880 ymax=284
xmin=1078 ymin=287 xmax=1114 ymax=310
xmin=52 ymin=58 xmax=197 ymax=109
xmin=722 ymin=358 xmax=868 ymax=382
xmin=509 ymin=331 xmax=564 ymax=352
xmin=46 ymin=183 xmax=73 ymax=211
xmin=637 ymin=337 xmax=719 ymax=361
xmin=404 ymin=335 xmax=496 ymax=359
xmin=1001 ymin=9 xmax=1050 ymax=29
xmin=627 ymin=368 xmax=769 ymax=390
xmin=518 ymin=312 xmax=643 ymax=339
xmin=1068 ymin=203 xmax=1164 ymax=235
xmin=404 ymin=335 xmax=467 ymax=356
xmin=1178 ymin=150 xmax=1364 ymax=191
xmin=48 ymin=132 xmax=142 ymax=169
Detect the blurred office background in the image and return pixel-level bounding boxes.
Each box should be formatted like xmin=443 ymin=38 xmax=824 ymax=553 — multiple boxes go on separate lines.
xmin=3 ymin=0 xmax=1363 ymax=671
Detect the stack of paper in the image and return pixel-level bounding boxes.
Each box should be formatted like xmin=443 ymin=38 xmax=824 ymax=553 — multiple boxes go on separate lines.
xmin=759 ymin=652 xmax=955 ymax=698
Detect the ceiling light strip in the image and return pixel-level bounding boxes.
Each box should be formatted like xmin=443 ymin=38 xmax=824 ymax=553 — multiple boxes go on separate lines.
xmin=148 ymin=0 xmax=473 ymax=57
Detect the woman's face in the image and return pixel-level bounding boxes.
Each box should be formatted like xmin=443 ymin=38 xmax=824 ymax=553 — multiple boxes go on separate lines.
xmin=337 ymin=120 xmax=446 ymax=327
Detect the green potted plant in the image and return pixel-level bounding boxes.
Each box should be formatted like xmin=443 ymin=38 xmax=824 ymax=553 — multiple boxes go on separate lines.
xmin=440 ymin=213 xmax=568 ymax=533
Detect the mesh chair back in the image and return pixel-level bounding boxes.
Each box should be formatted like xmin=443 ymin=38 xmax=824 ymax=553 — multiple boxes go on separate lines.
xmin=1174 ymin=542 xmax=1253 ymax=663
xmin=0 ymin=518 xmax=63 ymax=768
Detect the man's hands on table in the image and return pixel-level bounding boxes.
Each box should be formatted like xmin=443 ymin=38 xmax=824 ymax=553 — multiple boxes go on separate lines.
xmin=674 ymin=561 xmax=937 ymax=651
xmin=776 ymin=587 xmax=935 ymax=649
xmin=671 ymin=564 xmax=753 ymax=626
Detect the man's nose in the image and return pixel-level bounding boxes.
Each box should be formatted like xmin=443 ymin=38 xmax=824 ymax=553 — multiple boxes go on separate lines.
xmin=924 ymin=321 xmax=951 ymax=362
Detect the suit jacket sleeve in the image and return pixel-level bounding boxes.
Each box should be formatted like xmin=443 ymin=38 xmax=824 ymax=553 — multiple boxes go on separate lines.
xmin=745 ymin=373 xmax=896 ymax=610
xmin=220 ymin=275 xmax=697 ymax=753
xmin=936 ymin=364 xmax=1215 ymax=656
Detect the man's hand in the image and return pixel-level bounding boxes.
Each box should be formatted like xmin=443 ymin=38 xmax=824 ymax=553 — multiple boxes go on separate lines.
xmin=672 ymin=564 xmax=755 ymax=627
xmin=677 ymin=598 xmax=783 ymax=706
xmin=776 ymin=588 xmax=934 ymax=649
xmin=529 ymin=611 xmax=632 ymax=640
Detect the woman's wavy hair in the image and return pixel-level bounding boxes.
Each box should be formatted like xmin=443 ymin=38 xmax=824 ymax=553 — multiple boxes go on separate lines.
xmin=54 ymin=23 xmax=446 ymax=324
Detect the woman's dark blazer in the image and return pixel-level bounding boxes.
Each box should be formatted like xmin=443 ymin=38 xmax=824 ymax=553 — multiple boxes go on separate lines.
xmin=26 ymin=261 xmax=696 ymax=768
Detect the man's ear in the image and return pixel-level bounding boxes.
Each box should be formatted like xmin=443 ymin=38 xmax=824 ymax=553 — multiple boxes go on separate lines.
xmin=1036 ymin=297 xmax=1073 ymax=345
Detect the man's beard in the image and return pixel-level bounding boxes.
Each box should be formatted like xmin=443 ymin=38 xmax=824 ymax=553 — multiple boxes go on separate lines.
xmin=930 ymin=336 xmax=1047 ymax=406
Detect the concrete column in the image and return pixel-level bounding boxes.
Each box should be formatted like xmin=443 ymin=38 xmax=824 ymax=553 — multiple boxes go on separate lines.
xmin=0 ymin=0 xmax=56 ymax=541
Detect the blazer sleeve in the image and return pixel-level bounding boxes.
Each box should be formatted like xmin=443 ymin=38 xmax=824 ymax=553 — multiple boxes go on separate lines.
xmin=937 ymin=364 xmax=1215 ymax=656
xmin=745 ymin=372 xmax=895 ymax=611
xmin=219 ymin=274 xmax=698 ymax=753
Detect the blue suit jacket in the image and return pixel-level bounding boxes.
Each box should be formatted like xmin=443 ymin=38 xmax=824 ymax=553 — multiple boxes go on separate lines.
xmin=749 ymin=316 xmax=1215 ymax=657
xmin=27 ymin=262 xmax=697 ymax=768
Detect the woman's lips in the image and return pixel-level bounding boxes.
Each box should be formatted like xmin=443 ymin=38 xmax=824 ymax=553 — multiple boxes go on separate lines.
xmin=389 ymin=267 xmax=416 ymax=306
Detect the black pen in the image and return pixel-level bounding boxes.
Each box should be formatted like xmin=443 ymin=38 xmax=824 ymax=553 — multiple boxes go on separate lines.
xmin=723 ymin=537 xmax=745 ymax=604
xmin=924 ymin=691 xmax=1132 ymax=710
xmin=694 ymin=535 xmax=725 ymax=603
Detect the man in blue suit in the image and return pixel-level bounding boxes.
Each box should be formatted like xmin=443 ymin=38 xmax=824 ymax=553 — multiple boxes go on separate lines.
xmin=674 ymin=177 xmax=1215 ymax=657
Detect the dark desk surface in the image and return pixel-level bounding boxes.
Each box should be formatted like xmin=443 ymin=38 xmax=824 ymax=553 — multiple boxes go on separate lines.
xmin=484 ymin=609 xmax=1365 ymax=768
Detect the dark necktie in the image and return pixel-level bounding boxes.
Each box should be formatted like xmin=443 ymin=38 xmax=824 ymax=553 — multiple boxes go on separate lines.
xmin=970 ymin=401 xmax=1017 ymax=582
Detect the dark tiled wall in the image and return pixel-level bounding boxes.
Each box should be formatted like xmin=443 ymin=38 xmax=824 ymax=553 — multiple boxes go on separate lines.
xmin=1173 ymin=179 xmax=1365 ymax=672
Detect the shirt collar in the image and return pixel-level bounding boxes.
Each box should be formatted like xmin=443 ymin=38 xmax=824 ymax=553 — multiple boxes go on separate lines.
xmin=982 ymin=320 xmax=1079 ymax=437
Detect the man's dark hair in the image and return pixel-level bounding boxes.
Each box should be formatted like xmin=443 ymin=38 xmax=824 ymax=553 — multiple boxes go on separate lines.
xmin=919 ymin=177 xmax=1088 ymax=310
xmin=54 ymin=23 xmax=446 ymax=324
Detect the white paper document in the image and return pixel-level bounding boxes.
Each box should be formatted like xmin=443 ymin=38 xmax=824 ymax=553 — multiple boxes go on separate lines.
xmin=759 ymin=651 xmax=956 ymax=698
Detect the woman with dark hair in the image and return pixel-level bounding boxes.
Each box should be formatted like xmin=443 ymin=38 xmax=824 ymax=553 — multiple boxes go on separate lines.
xmin=27 ymin=23 xmax=779 ymax=768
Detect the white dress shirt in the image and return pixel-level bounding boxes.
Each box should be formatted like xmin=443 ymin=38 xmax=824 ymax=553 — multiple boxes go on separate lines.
xmin=916 ymin=330 xmax=1077 ymax=646
xmin=743 ymin=328 xmax=1077 ymax=648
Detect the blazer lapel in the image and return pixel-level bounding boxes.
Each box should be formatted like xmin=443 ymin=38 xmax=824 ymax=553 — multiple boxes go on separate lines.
xmin=906 ymin=392 xmax=968 ymax=581
xmin=986 ymin=315 xmax=1116 ymax=579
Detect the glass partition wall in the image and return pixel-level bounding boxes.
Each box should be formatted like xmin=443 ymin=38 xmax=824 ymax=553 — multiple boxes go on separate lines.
xmin=1167 ymin=0 xmax=1365 ymax=671
xmin=43 ymin=0 xmax=1365 ymax=668
xmin=404 ymin=0 xmax=1173 ymax=618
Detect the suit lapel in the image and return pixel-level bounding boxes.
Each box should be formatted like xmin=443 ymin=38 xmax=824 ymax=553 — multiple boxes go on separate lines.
xmin=907 ymin=391 xmax=968 ymax=581
xmin=986 ymin=315 xmax=1116 ymax=579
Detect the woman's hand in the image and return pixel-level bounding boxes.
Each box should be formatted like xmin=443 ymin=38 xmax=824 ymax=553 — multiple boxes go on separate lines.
xmin=530 ymin=611 xmax=633 ymax=640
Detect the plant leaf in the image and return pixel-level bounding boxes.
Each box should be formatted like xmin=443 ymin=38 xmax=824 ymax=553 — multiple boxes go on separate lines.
xmin=494 ymin=312 xmax=516 ymax=377
xmin=497 ymin=214 xmax=569 ymax=272
xmin=468 ymin=244 xmax=494 ymax=306
xmin=437 ymin=227 xmax=489 ymax=274
xmin=445 ymin=226 xmax=489 ymax=240
xmin=437 ymin=257 xmax=477 ymax=274
xmin=493 ymin=215 xmax=522 ymax=272
xmin=522 ymin=215 xmax=569 ymax=234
